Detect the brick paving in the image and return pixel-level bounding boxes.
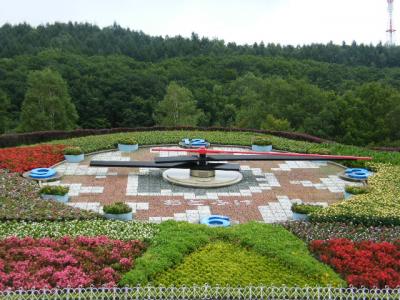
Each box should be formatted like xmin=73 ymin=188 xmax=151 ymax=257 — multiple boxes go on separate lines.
xmin=45 ymin=146 xmax=363 ymax=224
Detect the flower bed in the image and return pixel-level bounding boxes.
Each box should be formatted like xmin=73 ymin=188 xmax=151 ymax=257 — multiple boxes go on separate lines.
xmin=0 ymin=145 xmax=65 ymax=173
xmin=121 ymin=221 xmax=345 ymax=287
xmin=0 ymin=236 xmax=146 ymax=290
xmin=310 ymin=164 xmax=400 ymax=226
xmin=154 ymin=241 xmax=324 ymax=287
xmin=284 ymin=221 xmax=400 ymax=243
xmin=0 ymin=220 xmax=158 ymax=241
xmin=0 ymin=170 xmax=98 ymax=221
xmin=310 ymin=239 xmax=400 ymax=288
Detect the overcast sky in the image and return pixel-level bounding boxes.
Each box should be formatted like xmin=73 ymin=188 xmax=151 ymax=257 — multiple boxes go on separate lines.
xmin=0 ymin=0 xmax=393 ymax=45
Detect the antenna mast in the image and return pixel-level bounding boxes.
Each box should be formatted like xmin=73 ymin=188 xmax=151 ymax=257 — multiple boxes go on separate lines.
xmin=387 ymin=0 xmax=396 ymax=46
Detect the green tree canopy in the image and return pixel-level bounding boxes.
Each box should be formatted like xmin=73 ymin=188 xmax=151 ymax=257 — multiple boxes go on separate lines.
xmin=19 ymin=68 xmax=78 ymax=132
xmin=261 ymin=114 xmax=291 ymax=131
xmin=0 ymin=90 xmax=10 ymax=134
xmin=154 ymin=82 xmax=203 ymax=126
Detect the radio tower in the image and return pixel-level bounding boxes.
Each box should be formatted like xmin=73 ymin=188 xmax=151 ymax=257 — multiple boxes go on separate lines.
xmin=387 ymin=0 xmax=396 ymax=46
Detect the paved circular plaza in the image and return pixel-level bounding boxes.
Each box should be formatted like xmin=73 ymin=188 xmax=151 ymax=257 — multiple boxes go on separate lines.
xmin=48 ymin=146 xmax=361 ymax=224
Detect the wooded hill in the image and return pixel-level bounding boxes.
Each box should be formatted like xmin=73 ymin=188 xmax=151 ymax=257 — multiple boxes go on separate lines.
xmin=0 ymin=23 xmax=399 ymax=146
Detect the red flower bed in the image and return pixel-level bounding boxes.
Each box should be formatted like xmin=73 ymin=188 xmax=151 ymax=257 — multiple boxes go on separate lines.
xmin=0 ymin=145 xmax=65 ymax=173
xmin=0 ymin=236 xmax=146 ymax=290
xmin=310 ymin=238 xmax=400 ymax=288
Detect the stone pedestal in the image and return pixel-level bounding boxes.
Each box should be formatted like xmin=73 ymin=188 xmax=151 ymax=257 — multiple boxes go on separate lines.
xmin=162 ymin=168 xmax=243 ymax=188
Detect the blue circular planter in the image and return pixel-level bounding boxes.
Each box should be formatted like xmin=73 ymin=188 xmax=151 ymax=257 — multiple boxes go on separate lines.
xmin=252 ymin=145 xmax=272 ymax=152
xmin=41 ymin=194 xmax=69 ymax=203
xmin=64 ymin=154 xmax=84 ymax=163
xmin=180 ymin=138 xmax=210 ymax=148
xmin=344 ymin=191 xmax=353 ymax=200
xmin=29 ymin=168 xmax=56 ymax=179
xmin=345 ymin=168 xmax=371 ymax=180
xmin=200 ymin=215 xmax=231 ymax=227
xmin=292 ymin=212 xmax=309 ymax=221
xmin=118 ymin=144 xmax=138 ymax=152
xmin=104 ymin=212 xmax=133 ymax=221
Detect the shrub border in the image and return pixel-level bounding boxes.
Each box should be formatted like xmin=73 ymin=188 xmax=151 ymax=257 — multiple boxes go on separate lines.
xmin=0 ymin=126 xmax=328 ymax=148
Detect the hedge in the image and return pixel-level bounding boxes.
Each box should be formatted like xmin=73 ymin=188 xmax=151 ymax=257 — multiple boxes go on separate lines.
xmin=0 ymin=126 xmax=328 ymax=148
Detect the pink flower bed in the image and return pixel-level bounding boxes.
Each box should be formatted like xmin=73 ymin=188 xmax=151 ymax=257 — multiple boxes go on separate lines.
xmin=0 ymin=236 xmax=146 ymax=290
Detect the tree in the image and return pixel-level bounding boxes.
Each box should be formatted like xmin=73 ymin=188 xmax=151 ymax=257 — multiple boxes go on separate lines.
xmin=154 ymin=82 xmax=203 ymax=126
xmin=261 ymin=114 xmax=291 ymax=131
xmin=19 ymin=68 xmax=78 ymax=132
xmin=0 ymin=90 xmax=10 ymax=133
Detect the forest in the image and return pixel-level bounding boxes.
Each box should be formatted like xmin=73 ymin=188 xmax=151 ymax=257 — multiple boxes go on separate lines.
xmin=0 ymin=22 xmax=400 ymax=146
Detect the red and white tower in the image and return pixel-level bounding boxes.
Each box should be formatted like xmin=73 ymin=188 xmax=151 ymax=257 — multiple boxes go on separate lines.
xmin=387 ymin=0 xmax=396 ymax=45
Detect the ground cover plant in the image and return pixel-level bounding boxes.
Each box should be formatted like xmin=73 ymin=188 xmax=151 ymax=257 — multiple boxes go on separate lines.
xmin=103 ymin=202 xmax=132 ymax=214
xmin=0 ymin=170 xmax=99 ymax=221
xmin=310 ymin=164 xmax=400 ymax=226
xmin=310 ymin=239 xmax=400 ymax=288
xmin=0 ymin=144 xmax=65 ymax=173
xmin=284 ymin=221 xmax=400 ymax=243
xmin=120 ymin=221 xmax=345 ymax=287
xmin=40 ymin=185 xmax=69 ymax=196
xmin=291 ymin=203 xmax=324 ymax=215
xmin=154 ymin=241 xmax=322 ymax=286
xmin=0 ymin=236 xmax=146 ymax=290
xmin=63 ymin=146 xmax=83 ymax=155
xmin=345 ymin=185 xmax=370 ymax=195
xmin=0 ymin=220 xmax=158 ymax=241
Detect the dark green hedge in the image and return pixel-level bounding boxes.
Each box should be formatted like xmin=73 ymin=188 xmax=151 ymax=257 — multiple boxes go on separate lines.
xmin=0 ymin=126 xmax=327 ymax=148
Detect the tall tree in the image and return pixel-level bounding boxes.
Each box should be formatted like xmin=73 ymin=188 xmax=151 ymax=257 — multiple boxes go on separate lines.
xmin=19 ymin=68 xmax=78 ymax=132
xmin=154 ymin=82 xmax=203 ymax=126
xmin=0 ymin=90 xmax=10 ymax=133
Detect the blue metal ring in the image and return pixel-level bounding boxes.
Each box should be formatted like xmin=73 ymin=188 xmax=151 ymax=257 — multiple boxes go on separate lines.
xmin=29 ymin=168 xmax=56 ymax=179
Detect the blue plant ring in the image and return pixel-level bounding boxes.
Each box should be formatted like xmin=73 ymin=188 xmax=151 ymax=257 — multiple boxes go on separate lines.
xmin=345 ymin=168 xmax=364 ymax=174
xmin=200 ymin=215 xmax=231 ymax=227
xmin=345 ymin=168 xmax=370 ymax=180
xmin=180 ymin=138 xmax=210 ymax=148
xmin=29 ymin=168 xmax=56 ymax=179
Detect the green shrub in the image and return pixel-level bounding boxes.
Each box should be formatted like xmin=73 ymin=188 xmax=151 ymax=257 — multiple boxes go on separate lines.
xmin=103 ymin=202 xmax=132 ymax=214
xmin=345 ymin=185 xmax=370 ymax=195
xmin=291 ymin=203 xmax=324 ymax=215
xmin=115 ymin=137 xmax=138 ymax=145
xmin=63 ymin=146 xmax=83 ymax=155
xmin=40 ymin=185 xmax=69 ymax=196
xmin=120 ymin=221 xmax=345 ymax=287
xmin=252 ymin=137 xmax=272 ymax=146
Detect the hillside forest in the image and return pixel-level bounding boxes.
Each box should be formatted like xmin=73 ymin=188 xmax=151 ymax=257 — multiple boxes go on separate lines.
xmin=1 ymin=23 xmax=400 ymax=146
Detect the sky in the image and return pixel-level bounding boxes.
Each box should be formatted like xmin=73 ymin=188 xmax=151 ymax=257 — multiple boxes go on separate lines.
xmin=0 ymin=0 xmax=392 ymax=45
